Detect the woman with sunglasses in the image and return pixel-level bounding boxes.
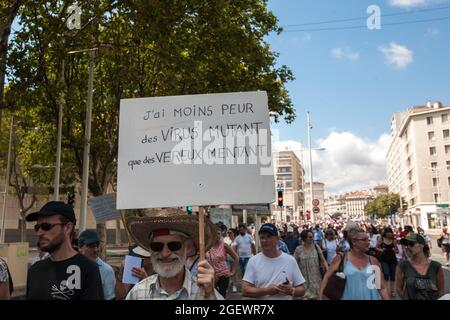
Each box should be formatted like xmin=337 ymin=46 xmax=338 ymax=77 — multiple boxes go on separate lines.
xmin=206 ymin=226 xmax=239 ymax=298
xmin=376 ymin=227 xmax=399 ymax=298
xmin=319 ymin=227 xmax=389 ymax=300
xmin=396 ymin=233 xmax=444 ymax=300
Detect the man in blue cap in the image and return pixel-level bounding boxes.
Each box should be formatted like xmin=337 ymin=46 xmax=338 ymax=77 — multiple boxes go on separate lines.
xmin=79 ymin=229 xmax=116 ymax=300
xmin=26 ymin=201 xmax=104 ymax=300
xmin=241 ymin=223 xmax=306 ymax=300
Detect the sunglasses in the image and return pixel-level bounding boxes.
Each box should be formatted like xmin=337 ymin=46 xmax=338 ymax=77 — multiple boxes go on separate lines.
xmin=150 ymin=241 xmax=183 ymax=252
xmin=404 ymin=241 xmax=416 ymax=247
xmin=34 ymin=222 xmax=67 ymax=232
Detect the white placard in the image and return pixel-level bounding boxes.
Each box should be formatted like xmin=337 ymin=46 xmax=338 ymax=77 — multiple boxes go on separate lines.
xmin=122 ymin=255 xmax=142 ymax=285
xmin=87 ymin=193 xmax=120 ymax=223
xmin=117 ymin=91 xmax=274 ymax=209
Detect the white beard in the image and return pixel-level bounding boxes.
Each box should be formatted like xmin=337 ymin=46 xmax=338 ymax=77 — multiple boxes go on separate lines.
xmin=151 ymin=251 xmax=186 ymax=278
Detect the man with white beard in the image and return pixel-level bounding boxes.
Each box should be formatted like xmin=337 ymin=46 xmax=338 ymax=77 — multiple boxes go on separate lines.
xmin=125 ymin=209 xmax=222 ymax=300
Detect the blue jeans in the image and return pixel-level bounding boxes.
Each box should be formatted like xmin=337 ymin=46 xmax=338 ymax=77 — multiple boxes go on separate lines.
xmin=239 ymin=257 xmax=250 ymax=276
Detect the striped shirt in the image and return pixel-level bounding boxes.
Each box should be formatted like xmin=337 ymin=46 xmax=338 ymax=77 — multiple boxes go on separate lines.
xmin=125 ymin=268 xmax=223 ymax=300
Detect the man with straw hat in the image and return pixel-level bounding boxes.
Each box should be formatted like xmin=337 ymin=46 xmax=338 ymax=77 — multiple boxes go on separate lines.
xmin=125 ymin=208 xmax=222 ymax=300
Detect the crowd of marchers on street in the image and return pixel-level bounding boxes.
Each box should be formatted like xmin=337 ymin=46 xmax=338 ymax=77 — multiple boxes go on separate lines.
xmin=1 ymin=201 xmax=450 ymax=300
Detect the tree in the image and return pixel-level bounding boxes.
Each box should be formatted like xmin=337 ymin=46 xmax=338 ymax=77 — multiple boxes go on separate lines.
xmin=365 ymin=193 xmax=407 ymax=219
xmin=6 ymin=0 xmax=296 ymax=251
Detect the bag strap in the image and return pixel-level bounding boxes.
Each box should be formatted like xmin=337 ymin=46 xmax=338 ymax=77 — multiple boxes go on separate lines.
xmin=337 ymin=253 xmax=346 ymax=272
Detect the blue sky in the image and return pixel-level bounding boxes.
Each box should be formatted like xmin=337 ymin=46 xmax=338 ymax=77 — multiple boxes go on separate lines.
xmin=267 ymin=0 xmax=450 ymax=194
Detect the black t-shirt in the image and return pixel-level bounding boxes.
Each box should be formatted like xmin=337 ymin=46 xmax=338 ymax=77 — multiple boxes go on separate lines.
xmin=26 ymin=253 xmax=104 ymax=300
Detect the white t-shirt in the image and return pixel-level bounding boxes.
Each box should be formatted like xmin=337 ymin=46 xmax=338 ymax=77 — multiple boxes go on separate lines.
xmin=243 ymin=252 xmax=305 ymax=300
xmin=322 ymin=239 xmax=338 ymax=265
xmin=369 ymin=234 xmax=380 ymax=249
xmin=233 ymin=234 xmax=254 ymax=258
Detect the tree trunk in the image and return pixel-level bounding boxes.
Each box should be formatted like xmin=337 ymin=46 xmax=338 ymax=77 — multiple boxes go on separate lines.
xmin=115 ymin=218 xmax=121 ymax=245
xmin=96 ymin=222 xmax=107 ymax=260
xmin=19 ymin=217 xmax=27 ymax=242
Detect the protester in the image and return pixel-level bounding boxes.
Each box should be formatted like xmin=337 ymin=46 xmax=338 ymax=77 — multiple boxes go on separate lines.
xmin=322 ymin=229 xmax=340 ymax=265
xmin=0 ymin=257 xmax=13 ymax=300
xmin=284 ymin=226 xmax=300 ymax=255
xmin=206 ymin=225 xmax=239 ymax=298
xmin=367 ymin=225 xmax=380 ymax=257
xmin=125 ymin=208 xmax=222 ymax=300
xmin=417 ymin=227 xmax=432 ymax=249
xmin=232 ymin=224 xmax=255 ymax=276
xmin=319 ymin=227 xmax=389 ymax=300
xmin=242 ymin=223 xmax=306 ymax=300
xmin=339 ymin=230 xmax=351 ymax=253
xmin=115 ymin=244 xmax=152 ymax=300
xmin=79 ymin=229 xmax=116 ymax=300
xmin=376 ymin=227 xmax=399 ymax=298
xmin=396 ymin=233 xmax=445 ymax=300
xmin=313 ymin=224 xmax=324 ymax=248
xmin=277 ymin=232 xmax=289 ymax=254
xmin=30 ymin=240 xmax=50 ymax=266
xmin=294 ymin=229 xmax=327 ymax=300
xmin=224 ymin=229 xmax=238 ymax=292
xmin=26 ymin=201 xmax=104 ymax=300
xmin=438 ymin=227 xmax=450 ymax=267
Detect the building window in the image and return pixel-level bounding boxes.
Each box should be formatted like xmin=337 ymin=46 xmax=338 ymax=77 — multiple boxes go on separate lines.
xmin=448 ymin=177 xmax=450 ymax=186
xmin=430 ymin=146 xmax=437 ymax=156
xmin=428 ymin=131 xmax=435 ymax=141
xmin=442 ymin=114 xmax=448 ymax=123
xmin=444 ymin=129 xmax=450 ymax=139
xmin=431 ymin=162 xmax=438 ymax=169
xmin=427 ymin=116 xmax=434 ymax=125
xmin=434 ymin=193 xmax=440 ymax=203
xmin=447 ymin=160 xmax=450 ymax=169
xmin=433 ymin=177 xmax=438 ymax=187
xmin=446 ymin=145 xmax=450 ymax=155
xmin=406 ymin=157 xmax=411 ymax=166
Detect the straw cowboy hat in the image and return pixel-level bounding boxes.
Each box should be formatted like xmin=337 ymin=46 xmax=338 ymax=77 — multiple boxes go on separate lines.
xmin=126 ymin=208 xmax=215 ymax=254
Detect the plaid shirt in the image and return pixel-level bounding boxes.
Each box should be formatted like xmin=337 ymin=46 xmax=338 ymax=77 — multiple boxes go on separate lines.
xmin=126 ymin=268 xmax=222 ymax=300
xmin=0 ymin=258 xmax=9 ymax=283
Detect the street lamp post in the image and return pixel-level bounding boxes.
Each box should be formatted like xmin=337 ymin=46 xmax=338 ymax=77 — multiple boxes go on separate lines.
xmin=67 ymin=48 xmax=97 ymax=232
xmin=307 ymin=111 xmax=315 ymax=223
xmin=0 ymin=116 xmax=14 ymax=244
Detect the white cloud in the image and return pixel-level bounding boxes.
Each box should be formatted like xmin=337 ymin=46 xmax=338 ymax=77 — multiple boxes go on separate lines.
xmin=331 ymin=47 xmax=360 ymax=61
xmin=389 ymin=0 xmax=429 ymax=7
xmin=302 ymin=32 xmax=312 ymax=42
xmin=379 ymin=42 xmax=413 ymax=69
xmin=274 ymin=132 xmax=391 ymax=196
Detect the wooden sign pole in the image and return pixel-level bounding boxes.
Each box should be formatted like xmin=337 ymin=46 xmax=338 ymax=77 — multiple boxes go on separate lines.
xmin=199 ymin=206 xmax=206 ymax=297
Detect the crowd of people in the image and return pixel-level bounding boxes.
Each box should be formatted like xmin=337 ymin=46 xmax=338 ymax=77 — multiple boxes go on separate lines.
xmin=0 ymin=200 xmax=449 ymax=300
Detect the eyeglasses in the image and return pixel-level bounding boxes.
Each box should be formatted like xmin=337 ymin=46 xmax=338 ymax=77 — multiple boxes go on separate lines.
xmin=34 ymin=222 xmax=67 ymax=232
xmin=150 ymin=241 xmax=183 ymax=252
xmin=354 ymin=238 xmax=369 ymax=242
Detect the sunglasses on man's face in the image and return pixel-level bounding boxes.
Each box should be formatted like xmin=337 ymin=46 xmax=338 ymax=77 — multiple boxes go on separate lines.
xmin=34 ymin=222 xmax=67 ymax=232
xmin=150 ymin=241 xmax=183 ymax=252
xmin=404 ymin=241 xmax=416 ymax=247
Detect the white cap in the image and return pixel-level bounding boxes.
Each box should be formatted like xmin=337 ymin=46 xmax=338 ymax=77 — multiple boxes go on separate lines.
xmin=132 ymin=246 xmax=151 ymax=258
xmin=287 ymin=226 xmax=294 ymax=233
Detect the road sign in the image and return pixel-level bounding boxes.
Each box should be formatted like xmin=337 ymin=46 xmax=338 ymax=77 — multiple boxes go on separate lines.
xmin=312 ymin=199 xmax=320 ymax=206
xmin=313 ymin=207 xmax=320 ymax=214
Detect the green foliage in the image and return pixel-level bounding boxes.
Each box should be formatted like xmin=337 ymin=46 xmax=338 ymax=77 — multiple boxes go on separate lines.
xmin=4 ymin=0 xmax=295 ymax=200
xmin=365 ymin=193 xmax=407 ymax=218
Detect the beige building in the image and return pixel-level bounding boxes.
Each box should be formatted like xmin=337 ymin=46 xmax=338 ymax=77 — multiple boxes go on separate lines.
xmin=305 ymin=182 xmax=325 ymax=221
xmin=271 ymin=149 xmax=305 ymax=224
xmin=387 ymin=101 xmax=450 ymax=231
xmin=345 ymin=191 xmax=374 ymax=220
xmin=324 ymin=195 xmax=346 ymax=216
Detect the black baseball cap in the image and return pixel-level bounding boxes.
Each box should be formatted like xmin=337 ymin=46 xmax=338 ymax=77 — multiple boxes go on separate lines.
xmin=26 ymin=201 xmax=76 ymax=224
xmin=79 ymin=229 xmax=100 ymax=246
xmin=259 ymin=223 xmax=278 ymax=236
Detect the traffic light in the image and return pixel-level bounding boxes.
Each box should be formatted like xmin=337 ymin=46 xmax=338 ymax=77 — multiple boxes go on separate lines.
xmin=277 ymin=190 xmax=283 ymax=207
xmin=186 ymin=206 xmax=193 ymax=214
xmin=67 ymin=192 xmax=75 ymax=207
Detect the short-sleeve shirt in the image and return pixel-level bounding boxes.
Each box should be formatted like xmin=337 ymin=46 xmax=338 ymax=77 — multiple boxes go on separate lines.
xmin=233 ymin=234 xmax=254 ymax=258
xmin=243 ymin=252 xmax=305 ymax=300
xmin=97 ymin=258 xmax=116 ymax=300
xmin=0 ymin=258 xmax=9 ymax=283
xmin=26 ymin=253 xmax=104 ymax=300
